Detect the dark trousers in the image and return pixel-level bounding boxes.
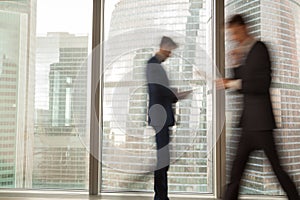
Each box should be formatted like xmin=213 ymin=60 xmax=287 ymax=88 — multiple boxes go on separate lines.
xmin=224 ymin=130 xmax=299 ymax=200
xmin=153 ymin=126 xmax=170 ymax=200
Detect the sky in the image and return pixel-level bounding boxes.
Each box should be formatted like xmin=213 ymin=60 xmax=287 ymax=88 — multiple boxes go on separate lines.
xmin=35 ymin=0 xmax=120 ymax=109
xmin=36 ymin=0 xmax=120 ymax=38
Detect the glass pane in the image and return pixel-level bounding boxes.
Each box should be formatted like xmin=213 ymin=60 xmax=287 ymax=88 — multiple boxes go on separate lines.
xmin=101 ymin=0 xmax=216 ymax=194
xmin=225 ymin=0 xmax=300 ymax=196
xmin=0 ymin=0 xmax=92 ymax=189
xmin=33 ymin=0 xmax=92 ymax=190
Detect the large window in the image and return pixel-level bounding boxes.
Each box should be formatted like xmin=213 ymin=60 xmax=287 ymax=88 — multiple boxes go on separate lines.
xmin=101 ymin=0 xmax=217 ymax=194
xmin=2 ymin=0 xmax=300 ymax=198
xmin=33 ymin=0 xmax=93 ymax=190
xmin=0 ymin=0 xmax=93 ymax=189
xmin=225 ymin=0 xmax=300 ymax=196
xmin=0 ymin=0 xmax=221 ymax=194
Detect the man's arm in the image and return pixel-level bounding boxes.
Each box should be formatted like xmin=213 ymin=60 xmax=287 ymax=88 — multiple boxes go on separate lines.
xmin=223 ymin=42 xmax=271 ymax=94
xmin=146 ymin=63 xmax=178 ymax=103
xmin=148 ymin=83 xmax=178 ymax=103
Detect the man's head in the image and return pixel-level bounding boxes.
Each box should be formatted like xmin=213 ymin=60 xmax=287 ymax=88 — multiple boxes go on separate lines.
xmin=158 ymin=36 xmax=178 ymax=60
xmin=226 ymin=14 xmax=249 ymax=44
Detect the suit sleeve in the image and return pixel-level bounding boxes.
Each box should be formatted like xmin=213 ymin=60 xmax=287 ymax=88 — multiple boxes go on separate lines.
xmin=240 ymin=42 xmax=272 ymax=94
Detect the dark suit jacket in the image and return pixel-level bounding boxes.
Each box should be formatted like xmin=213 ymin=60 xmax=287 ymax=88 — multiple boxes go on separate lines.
xmin=146 ymin=55 xmax=178 ymax=127
xmin=233 ymin=41 xmax=276 ymax=131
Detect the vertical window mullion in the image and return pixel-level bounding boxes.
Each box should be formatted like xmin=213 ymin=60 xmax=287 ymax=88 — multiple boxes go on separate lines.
xmin=214 ymin=0 xmax=226 ymax=199
xmin=89 ymin=0 xmax=103 ymax=195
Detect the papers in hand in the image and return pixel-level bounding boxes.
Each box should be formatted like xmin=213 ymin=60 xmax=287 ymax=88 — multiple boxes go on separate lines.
xmin=177 ymin=90 xmax=192 ymax=100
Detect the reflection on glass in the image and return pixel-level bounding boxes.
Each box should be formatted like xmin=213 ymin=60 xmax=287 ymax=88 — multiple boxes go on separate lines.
xmin=0 ymin=0 xmax=92 ymax=189
xmin=102 ymin=0 xmax=215 ymax=193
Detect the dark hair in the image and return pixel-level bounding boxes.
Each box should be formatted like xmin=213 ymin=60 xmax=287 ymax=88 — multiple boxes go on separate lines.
xmin=160 ymin=36 xmax=178 ymax=50
xmin=227 ymin=14 xmax=246 ymax=27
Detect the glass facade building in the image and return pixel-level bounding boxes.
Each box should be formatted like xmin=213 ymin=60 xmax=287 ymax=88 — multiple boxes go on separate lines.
xmin=225 ymin=0 xmax=300 ymax=195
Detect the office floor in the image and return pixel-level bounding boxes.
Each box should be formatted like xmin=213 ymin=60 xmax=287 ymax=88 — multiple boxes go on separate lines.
xmin=0 ymin=197 xmax=218 ymax=200
xmin=0 ymin=194 xmax=218 ymax=200
xmin=0 ymin=191 xmax=287 ymax=200
xmin=0 ymin=191 xmax=219 ymax=200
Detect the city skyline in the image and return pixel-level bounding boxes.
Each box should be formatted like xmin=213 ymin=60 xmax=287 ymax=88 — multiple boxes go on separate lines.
xmin=33 ymin=32 xmax=90 ymax=189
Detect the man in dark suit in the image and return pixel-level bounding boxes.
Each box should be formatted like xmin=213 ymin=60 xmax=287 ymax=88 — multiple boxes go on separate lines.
xmin=220 ymin=14 xmax=300 ymax=200
xmin=146 ymin=36 xmax=189 ymax=200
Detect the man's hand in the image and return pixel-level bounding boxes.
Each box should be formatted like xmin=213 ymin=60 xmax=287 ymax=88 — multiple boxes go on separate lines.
xmin=216 ymin=78 xmax=241 ymax=90
xmin=215 ymin=78 xmax=229 ymax=90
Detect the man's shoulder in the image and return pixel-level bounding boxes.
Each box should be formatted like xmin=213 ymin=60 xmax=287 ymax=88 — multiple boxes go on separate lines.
xmin=147 ymin=56 xmax=162 ymax=72
xmin=253 ymin=40 xmax=268 ymax=50
xmin=249 ymin=40 xmax=270 ymax=56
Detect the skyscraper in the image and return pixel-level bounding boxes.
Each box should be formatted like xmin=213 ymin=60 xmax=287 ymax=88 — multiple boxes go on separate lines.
xmin=33 ymin=32 xmax=89 ymax=189
xmin=0 ymin=0 xmax=36 ymax=188
xmin=225 ymin=0 xmax=300 ymax=195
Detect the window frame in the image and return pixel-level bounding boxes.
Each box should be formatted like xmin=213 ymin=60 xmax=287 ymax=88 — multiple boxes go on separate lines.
xmin=91 ymin=0 xmax=226 ymax=198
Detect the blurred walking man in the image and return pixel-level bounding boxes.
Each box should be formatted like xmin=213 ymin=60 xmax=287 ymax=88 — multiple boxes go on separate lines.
xmin=220 ymin=14 xmax=300 ymax=200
